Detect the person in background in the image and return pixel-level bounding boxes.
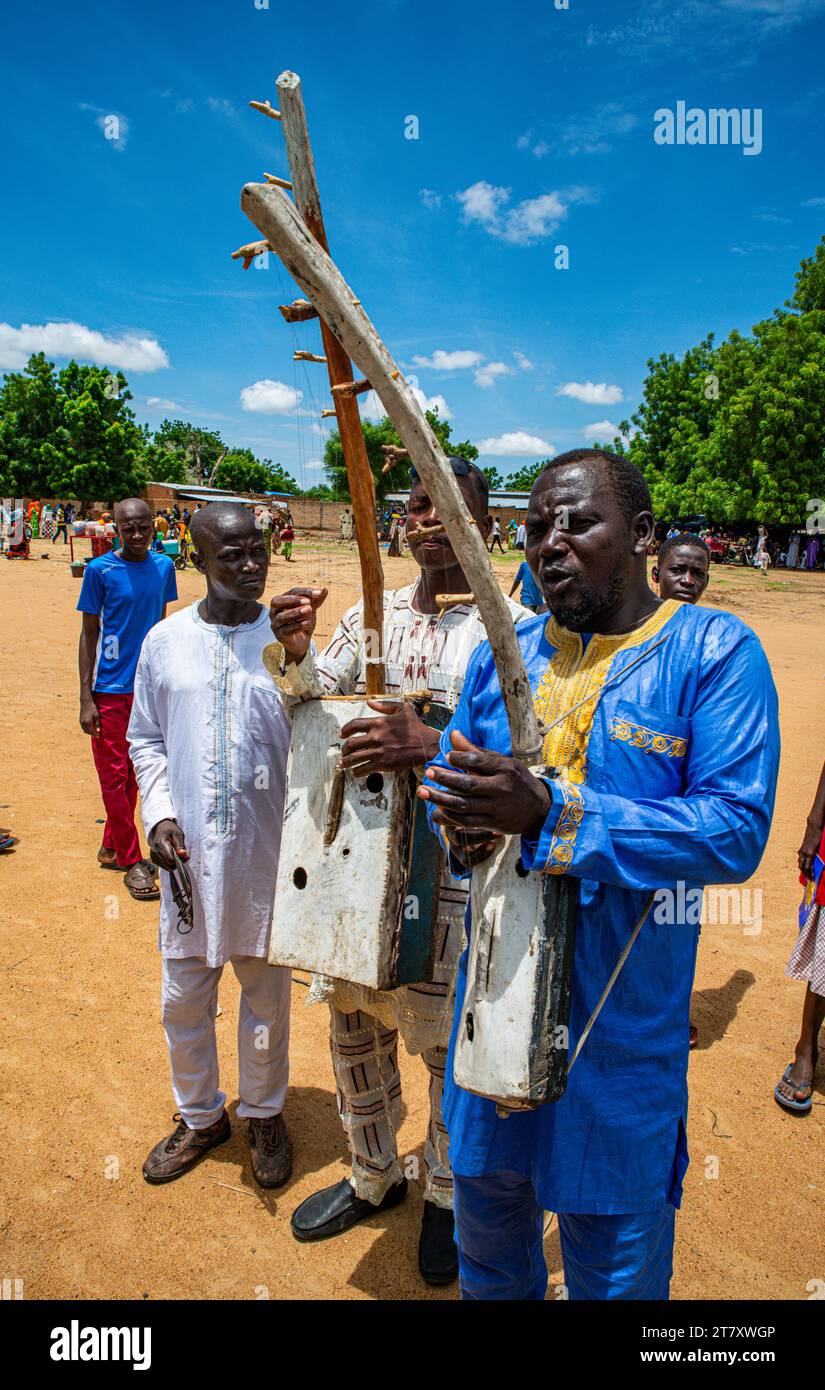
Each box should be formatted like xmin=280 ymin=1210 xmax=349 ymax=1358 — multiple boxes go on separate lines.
xmin=279 ymin=519 xmax=295 ymax=562
xmin=129 ymin=503 xmax=293 ymax=1187
xmin=754 ymin=526 xmax=770 ymax=574
xmin=508 ymin=555 xmax=544 ymax=613
xmin=651 ymin=534 xmax=710 ymax=605
xmin=65 ymin=502 xmax=76 ymax=527
xmin=52 ymin=503 xmax=68 ymax=544
xmin=506 ymin=519 xmax=518 ymax=550
xmin=515 ymin=521 xmax=527 ymax=550
xmin=488 ymin=517 xmax=505 ymax=553
xmin=156 ymin=512 xmax=169 ymax=539
xmin=774 ymin=762 xmax=825 ymax=1114
xmin=77 ymin=498 xmax=178 ymax=902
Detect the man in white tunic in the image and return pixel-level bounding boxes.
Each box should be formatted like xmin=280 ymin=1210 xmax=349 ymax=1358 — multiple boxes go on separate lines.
xmin=269 ymin=459 xmax=529 ymax=1283
xmin=128 ymin=503 xmax=293 ymax=1188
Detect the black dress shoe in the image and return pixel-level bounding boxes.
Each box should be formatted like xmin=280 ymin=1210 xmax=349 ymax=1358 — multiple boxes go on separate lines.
xmin=291 ymin=1176 xmax=408 ymax=1242
xmin=418 ymin=1200 xmax=458 ymax=1285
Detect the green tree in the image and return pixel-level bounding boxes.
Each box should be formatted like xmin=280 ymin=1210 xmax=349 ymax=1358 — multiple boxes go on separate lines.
xmin=481 ymin=465 xmax=504 ymax=490
xmin=323 ymin=409 xmax=478 ymax=501
xmin=504 ymin=459 xmax=550 ymax=491
xmin=0 ymin=353 xmax=64 ymax=497
xmin=151 ymin=419 xmax=227 ymax=484
xmin=622 ymin=238 xmax=825 ymax=524
xmin=0 ymin=354 xmax=146 ymax=501
xmin=212 ymin=448 xmax=298 ymax=495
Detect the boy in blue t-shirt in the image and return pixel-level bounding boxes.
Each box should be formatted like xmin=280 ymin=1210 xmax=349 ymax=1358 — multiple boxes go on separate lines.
xmin=508 ymin=557 xmax=544 ymax=613
xmin=77 ymin=497 xmax=178 ymax=900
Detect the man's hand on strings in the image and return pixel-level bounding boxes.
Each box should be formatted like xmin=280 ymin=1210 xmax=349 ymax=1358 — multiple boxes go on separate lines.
xmin=269 ymin=587 xmax=328 ymax=664
xmin=418 ymin=730 xmax=552 ymax=838
xmin=339 ymin=700 xmax=441 ymax=776
xmin=442 ymin=826 xmax=503 ymax=870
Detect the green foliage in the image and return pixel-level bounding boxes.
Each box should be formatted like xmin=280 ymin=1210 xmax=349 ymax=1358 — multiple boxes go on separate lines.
xmin=0 ymin=354 xmax=146 ymax=500
xmin=624 ymin=236 xmax=825 ymax=524
xmin=212 ymin=447 xmax=298 ymax=495
xmin=503 ymin=459 xmax=551 ymax=491
xmin=151 ymin=419 xmax=226 ymax=484
xmin=323 ymin=409 xmax=479 ymax=502
xmin=481 ymin=465 xmax=505 ymax=490
xmin=0 ymin=363 xmax=302 ymax=502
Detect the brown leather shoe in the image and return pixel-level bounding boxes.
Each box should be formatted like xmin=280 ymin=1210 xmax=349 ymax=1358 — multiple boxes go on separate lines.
xmin=249 ymin=1113 xmax=293 ymax=1189
xmin=142 ymin=1111 xmax=231 ymax=1184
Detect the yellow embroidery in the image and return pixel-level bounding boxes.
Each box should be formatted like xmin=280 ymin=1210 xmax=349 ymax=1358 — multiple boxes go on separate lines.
xmin=545 ymin=778 xmax=584 ymax=875
xmin=610 ymin=718 xmax=687 ymax=758
xmin=534 ymin=600 xmax=681 ymax=873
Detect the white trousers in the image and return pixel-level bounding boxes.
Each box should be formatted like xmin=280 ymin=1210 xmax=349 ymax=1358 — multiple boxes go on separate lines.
xmin=161 ymin=955 xmax=291 ymax=1130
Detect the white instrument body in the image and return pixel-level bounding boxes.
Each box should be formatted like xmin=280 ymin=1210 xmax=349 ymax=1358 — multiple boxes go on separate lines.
xmin=268 ymin=698 xmax=418 ymax=989
xmin=454 ymin=836 xmax=578 ymax=1111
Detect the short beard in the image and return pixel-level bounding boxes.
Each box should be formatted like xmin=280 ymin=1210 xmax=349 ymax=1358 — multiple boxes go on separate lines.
xmin=550 ymin=570 xmax=625 ymax=632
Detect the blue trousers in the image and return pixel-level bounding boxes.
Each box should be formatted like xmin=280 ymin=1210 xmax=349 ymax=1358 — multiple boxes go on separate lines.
xmin=453 ymin=1171 xmax=676 ymax=1300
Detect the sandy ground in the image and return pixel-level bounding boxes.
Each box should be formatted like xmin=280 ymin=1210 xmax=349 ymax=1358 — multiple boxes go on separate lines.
xmin=1 ymin=538 xmax=822 ymax=1302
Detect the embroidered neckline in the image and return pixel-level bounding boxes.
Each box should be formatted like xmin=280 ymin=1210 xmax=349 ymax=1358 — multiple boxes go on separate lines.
xmin=534 ymin=599 xmax=681 ymax=785
xmin=543 ymin=598 xmax=681 ymax=659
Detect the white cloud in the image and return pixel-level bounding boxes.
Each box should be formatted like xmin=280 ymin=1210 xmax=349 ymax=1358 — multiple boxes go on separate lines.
xmin=517 ymin=130 xmax=550 ymax=157
xmin=476 ymin=431 xmax=555 ymax=457
xmin=146 ymin=396 xmax=182 ymax=411
xmin=362 ymin=387 xmax=452 ymax=423
xmin=514 ymin=351 xmax=533 ymax=371
xmin=802 ymin=195 xmax=825 ymax=207
xmin=240 ymin=379 xmax=303 ymax=414
xmin=419 ymin=188 xmax=442 ymax=209
xmin=411 ymin=349 xmax=484 ymax=371
xmin=208 ymin=97 xmax=236 ymax=116
xmin=474 ymin=361 xmax=515 ymax=388
xmin=456 ymin=181 xmax=589 ymax=246
xmin=558 ymin=381 xmax=624 ymax=405
xmin=582 ymin=420 xmax=620 ymax=439
xmin=0 ymin=321 xmax=169 ymax=372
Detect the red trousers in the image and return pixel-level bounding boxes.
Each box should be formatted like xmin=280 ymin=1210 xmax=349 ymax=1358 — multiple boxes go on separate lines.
xmin=91 ymin=692 xmax=142 ymax=868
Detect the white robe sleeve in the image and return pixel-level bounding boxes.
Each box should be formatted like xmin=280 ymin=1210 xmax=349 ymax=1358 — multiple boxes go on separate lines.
xmin=127 ymin=644 xmax=177 ymax=837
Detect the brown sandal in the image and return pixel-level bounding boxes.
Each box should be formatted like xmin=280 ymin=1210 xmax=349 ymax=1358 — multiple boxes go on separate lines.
xmin=124 ymin=859 xmax=160 ymax=901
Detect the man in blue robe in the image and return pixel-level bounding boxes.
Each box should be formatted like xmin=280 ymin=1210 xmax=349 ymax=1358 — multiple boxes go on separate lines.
xmin=419 ymin=449 xmax=780 ymax=1300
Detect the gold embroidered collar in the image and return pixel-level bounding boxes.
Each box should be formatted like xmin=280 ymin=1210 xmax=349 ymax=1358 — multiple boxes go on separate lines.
xmin=535 ymin=599 xmax=681 ymax=781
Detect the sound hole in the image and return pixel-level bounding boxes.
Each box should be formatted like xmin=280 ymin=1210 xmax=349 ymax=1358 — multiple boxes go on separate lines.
xmin=514 ymin=857 xmax=529 ymax=879
xmin=342 ymin=847 xmax=350 ymax=857
xmin=293 ymin=867 xmax=308 ymax=890
xmin=466 ymin=1011 xmax=474 ymax=1041
xmin=365 ymin=773 xmax=384 ymax=794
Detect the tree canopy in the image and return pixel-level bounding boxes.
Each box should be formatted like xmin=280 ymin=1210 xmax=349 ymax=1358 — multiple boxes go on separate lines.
xmin=322 ymin=409 xmax=479 ymax=502
xmin=615 ymin=235 xmax=825 ymax=524
xmin=0 ymin=358 xmax=298 ymax=503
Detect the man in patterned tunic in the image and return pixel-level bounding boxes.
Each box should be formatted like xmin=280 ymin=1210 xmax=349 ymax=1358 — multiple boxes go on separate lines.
xmin=269 ymin=458 xmax=530 ymax=1285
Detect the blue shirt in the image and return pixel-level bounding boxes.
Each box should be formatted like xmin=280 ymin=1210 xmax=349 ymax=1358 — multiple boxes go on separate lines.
xmin=425 ymin=600 xmax=779 ymax=1214
xmin=513 ymin=560 xmax=543 ymax=608
xmin=77 ymin=551 xmax=178 ymax=694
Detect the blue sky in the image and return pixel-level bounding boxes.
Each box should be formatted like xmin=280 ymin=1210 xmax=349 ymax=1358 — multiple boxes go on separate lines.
xmin=1 ymin=0 xmax=823 ymax=487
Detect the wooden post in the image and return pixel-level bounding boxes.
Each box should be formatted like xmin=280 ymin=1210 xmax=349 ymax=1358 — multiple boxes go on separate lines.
xmin=240 ymin=180 xmax=541 ymax=763
xmin=275 ymin=70 xmax=385 ymax=696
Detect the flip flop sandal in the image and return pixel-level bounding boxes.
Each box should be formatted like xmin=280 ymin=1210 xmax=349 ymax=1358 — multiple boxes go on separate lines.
xmin=0 ymin=835 xmax=19 ymax=852
xmin=98 ymin=851 xmax=120 ymax=869
xmin=124 ymin=860 xmax=161 ymax=901
xmin=773 ymin=1063 xmax=813 ymax=1115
